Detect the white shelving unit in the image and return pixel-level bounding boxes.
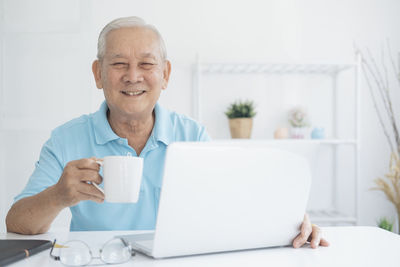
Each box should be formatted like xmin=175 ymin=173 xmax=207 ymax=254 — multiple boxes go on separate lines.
xmin=192 ymin=55 xmax=362 ymax=225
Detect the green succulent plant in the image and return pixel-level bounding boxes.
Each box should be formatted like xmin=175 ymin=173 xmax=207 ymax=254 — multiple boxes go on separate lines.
xmin=377 ymin=217 xmax=394 ymax=232
xmin=225 ymin=100 xmax=256 ymax=119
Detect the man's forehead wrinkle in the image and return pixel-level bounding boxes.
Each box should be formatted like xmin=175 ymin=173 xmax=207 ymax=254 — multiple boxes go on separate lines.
xmin=104 ymin=28 xmax=162 ymax=60
xmin=106 ymin=52 xmax=159 ymax=60
xmin=140 ymin=52 xmax=157 ymax=59
xmin=110 ymin=53 xmax=125 ymax=58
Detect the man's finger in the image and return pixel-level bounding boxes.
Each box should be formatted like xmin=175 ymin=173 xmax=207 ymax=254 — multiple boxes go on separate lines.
xmin=293 ymin=222 xmax=312 ymax=248
xmin=75 ymin=158 xmax=101 ymax=170
xmin=77 ymin=170 xmax=103 ymax=184
xmin=320 ymin=238 xmax=330 ymax=247
xmin=77 ymin=182 xmax=105 ymax=200
xmin=309 ymin=225 xmax=321 ymax=249
xmin=303 ymin=213 xmax=311 ymax=224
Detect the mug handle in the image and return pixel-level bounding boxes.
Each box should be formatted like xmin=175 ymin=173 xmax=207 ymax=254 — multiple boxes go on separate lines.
xmin=92 ymin=160 xmax=104 ymax=194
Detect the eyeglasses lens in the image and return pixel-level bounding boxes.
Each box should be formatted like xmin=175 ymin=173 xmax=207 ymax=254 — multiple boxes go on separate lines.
xmin=101 ymin=238 xmax=132 ymax=264
xmin=59 ymin=240 xmax=92 ymax=266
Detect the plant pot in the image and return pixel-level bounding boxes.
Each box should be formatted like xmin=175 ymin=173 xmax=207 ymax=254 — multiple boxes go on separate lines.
xmin=228 ymin=118 xmax=253 ymax=139
xmin=274 ymin=127 xmax=289 ymax=139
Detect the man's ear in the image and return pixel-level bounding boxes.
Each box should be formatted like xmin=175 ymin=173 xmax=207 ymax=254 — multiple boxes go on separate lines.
xmin=161 ymin=60 xmax=171 ymax=90
xmin=92 ymin=60 xmax=103 ymax=89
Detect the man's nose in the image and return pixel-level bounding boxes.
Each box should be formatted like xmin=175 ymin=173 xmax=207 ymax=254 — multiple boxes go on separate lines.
xmin=123 ymin=65 xmax=144 ymax=83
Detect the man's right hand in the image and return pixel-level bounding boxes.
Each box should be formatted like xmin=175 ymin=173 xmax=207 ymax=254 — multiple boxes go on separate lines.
xmin=6 ymin=157 xmax=104 ymax=234
xmin=53 ymin=157 xmax=105 ymax=207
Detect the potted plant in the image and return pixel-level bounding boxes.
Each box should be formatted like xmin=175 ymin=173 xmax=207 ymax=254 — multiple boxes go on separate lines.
xmin=288 ymin=107 xmax=309 ymax=139
xmin=377 ymin=217 xmax=394 ymax=232
xmin=225 ymin=100 xmax=256 ymax=138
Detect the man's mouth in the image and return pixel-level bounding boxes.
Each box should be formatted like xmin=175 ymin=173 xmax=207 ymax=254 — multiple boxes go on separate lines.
xmin=121 ymin=90 xmax=145 ymax=96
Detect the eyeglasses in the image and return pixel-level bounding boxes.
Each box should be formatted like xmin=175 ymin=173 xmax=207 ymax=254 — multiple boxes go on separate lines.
xmin=50 ymin=238 xmax=136 ymax=266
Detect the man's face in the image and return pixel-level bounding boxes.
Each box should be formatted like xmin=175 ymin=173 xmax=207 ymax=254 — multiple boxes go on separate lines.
xmin=92 ymin=27 xmax=171 ymax=120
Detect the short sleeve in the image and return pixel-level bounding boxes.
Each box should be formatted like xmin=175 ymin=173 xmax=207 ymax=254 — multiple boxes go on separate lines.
xmin=14 ymin=134 xmax=64 ymax=202
xmin=198 ymin=126 xmax=212 ymax=141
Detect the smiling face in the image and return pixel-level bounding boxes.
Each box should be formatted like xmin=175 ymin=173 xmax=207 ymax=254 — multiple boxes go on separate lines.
xmin=92 ymin=27 xmax=171 ymax=121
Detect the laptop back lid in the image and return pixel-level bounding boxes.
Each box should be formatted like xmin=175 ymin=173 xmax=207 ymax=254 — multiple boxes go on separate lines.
xmin=152 ymin=141 xmax=311 ymax=258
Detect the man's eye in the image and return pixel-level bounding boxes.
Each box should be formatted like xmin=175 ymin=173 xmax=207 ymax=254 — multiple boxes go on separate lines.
xmin=140 ymin=63 xmax=155 ymax=69
xmin=111 ymin=62 xmax=127 ymax=66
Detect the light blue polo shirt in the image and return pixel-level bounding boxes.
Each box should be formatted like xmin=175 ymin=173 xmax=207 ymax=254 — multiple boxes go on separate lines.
xmin=15 ymin=101 xmax=210 ymax=231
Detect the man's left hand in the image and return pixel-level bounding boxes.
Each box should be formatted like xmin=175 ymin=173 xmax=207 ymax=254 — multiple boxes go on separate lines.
xmin=292 ymin=214 xmax=330 ymax=249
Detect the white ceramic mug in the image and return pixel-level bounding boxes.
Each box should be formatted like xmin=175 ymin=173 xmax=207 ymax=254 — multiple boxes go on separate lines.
xmin=93 ymin=156 xmax=143 ymax=203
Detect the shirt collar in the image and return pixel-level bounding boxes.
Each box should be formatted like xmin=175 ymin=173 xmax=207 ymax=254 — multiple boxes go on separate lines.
xmin=152 ymin=102 xmax=174 ymax=146
xmin=92 ymin=101 xmax=120 ymax=145
xmin=92 ymin=101 xmax=174 ymax=146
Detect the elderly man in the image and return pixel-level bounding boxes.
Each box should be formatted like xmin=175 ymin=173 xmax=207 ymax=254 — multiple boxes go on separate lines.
xmin=6 ymin=16 xmax=328 ymax=249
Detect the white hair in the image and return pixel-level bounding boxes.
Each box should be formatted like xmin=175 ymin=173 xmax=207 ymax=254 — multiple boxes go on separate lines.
xmin=97 ymin=16 xmax=167 ymax=60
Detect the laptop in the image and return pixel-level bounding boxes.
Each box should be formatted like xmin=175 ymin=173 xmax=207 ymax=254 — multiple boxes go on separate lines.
xmin=118 ymin=141 xmax=311 ymax=258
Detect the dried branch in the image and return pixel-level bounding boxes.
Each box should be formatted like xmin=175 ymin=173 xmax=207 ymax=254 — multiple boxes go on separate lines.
xmin=367 ymin=48 xmax=388 ymax=98
xmin=380 ymin=46 xmax=400 ymax=151
xmin=362 ymin=66 xmax=396 ymax=153
xmin=361 ymin=59 xmax=396 ymax=154
xmin=363 ymin=53 xmax=392 ymax=124
xmin=385 ymin=90 xmax=400 ymax=153
xmin=382 ymin=44 xmax=390 ymax=91
xmin=359 ymin=46 xmax=400 ymax=156
xmin=387 ymin=41 xmax=398 ymax=77
xmin=387 ymin=40 xmax=400 ymax=88
xmin=391 ymin=154 xmax=400 ymax=206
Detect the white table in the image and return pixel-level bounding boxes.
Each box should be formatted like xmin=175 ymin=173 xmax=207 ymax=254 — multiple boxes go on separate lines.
xmin=1 ymin=226 xmax=399 ymax=267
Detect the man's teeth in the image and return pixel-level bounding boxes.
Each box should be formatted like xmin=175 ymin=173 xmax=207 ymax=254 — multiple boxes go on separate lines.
xmin=124 ymin=91 xmax=144 ymax=96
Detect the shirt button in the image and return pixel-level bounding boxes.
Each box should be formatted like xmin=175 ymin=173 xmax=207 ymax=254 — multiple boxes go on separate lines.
xmin=118 ymin=140 xmax=124 ymax=145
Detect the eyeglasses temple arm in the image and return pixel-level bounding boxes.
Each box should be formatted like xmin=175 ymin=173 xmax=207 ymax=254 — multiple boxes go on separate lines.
xmin=49 ymin=239 xmax=60 ymax=261
xmin=118 ymin=238 xmax=136 ymax=257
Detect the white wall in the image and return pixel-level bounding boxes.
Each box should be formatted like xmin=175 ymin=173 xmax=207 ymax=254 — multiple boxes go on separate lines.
xmin=1 ymin=0 xmax=400 ymax=232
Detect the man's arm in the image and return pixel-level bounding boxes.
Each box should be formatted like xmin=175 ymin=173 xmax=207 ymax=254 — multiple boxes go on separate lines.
xmin=6 ymin=185 xmax=64 ymax=234
xmin=6 ymin=158 xmax=104 ymax=235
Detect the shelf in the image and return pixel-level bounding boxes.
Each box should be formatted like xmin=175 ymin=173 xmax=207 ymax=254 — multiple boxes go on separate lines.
xmin=267 ymin=139 xmax=357 ymax=145
xmin=195 ymin=56 xmax=362 ymax=226
xmin=213 ymin=139 xmax=358 ymax=145
xmin=199 ymin=63 xmax=355 ymax=75
xmin=308 ymin=209 xmax=357 ymax=224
